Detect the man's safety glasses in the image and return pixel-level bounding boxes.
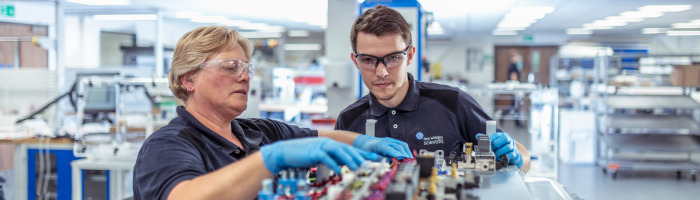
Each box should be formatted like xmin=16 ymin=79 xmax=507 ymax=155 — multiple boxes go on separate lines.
xmin=354 ymin=46 xmax=411 ymax=70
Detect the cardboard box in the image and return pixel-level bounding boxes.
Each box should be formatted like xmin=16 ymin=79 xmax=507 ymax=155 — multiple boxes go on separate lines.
xmin=670 ymin=65 xmax=700 ymax=86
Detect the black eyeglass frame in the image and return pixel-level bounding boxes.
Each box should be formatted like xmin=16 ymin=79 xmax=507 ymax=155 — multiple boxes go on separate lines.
xmin=353 ymin=46 xmax=412 ymax=68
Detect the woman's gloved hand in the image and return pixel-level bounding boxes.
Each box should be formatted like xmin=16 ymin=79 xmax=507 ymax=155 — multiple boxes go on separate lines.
xmin=353 ymin=135 xmax=413 ymax=159
xmin=260 ymin=137 xmax=378 ymax=173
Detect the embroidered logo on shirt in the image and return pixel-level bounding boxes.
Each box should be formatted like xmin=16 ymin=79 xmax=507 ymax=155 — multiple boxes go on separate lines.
xmin=416 ymin=132 xmax=424 ymax=140
xmin=423 ymin=136 xmax=444 ymax=146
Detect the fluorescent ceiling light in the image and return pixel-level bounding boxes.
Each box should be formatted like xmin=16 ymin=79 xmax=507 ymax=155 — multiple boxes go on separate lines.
xmin=94 ymin=14 xmax=156 ymax=21
xmin=642 ymin=28 xmax=669 ymax=34
xmin=176 ymin=11 xmax=202 ymax=19
xmin=605 ymin=16 xmax=645 ymax=22
xmin=620 ymin=11 xmax=664 ymax=18
xmin=190 ymin=16 xmax=228 ymax=24
xmin=672 ymin=23 xmax=700 ymax=29
xmin=285 ymin=44 xmax=322 ymax=51
xmin=504 ymin=13 xmax=546 ymax=20
xmin=667 ymin=31 xmax=700 ymax=36
xmin=288 ymin=30 xmax=310 ymax=37
xmin=567 ymin=28 xmax=592 ymax=35
xmin=67 ymin=0 xmax=129 ymax=5
xmin=494 ymin=6 xmax=555 ymax=33
xmin=492 ymin=30 xmax=518 ymax=35
xmin=582 ymin=25 xmax=614 ymax=30
xmin=639 ymin=5 xmax=691 ymax=12
xmin=500 ymin=18 xmax=538 ymax=24
xmin=692 ymin=19 xmax=700 ymax=24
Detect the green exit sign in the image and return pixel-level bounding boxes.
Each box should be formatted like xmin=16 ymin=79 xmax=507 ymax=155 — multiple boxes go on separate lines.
xmin=523 ymin=34 xmax=534 ymax=43
xmin=1 ymin=4 xmax=15 ymax=17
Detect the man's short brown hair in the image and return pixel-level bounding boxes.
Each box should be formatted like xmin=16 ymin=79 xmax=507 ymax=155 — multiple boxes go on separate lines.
xmin=350 ymin=5 xmax=412 ymax=53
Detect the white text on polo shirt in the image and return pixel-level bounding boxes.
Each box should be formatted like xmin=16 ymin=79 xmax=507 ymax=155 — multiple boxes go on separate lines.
xmin=423 ymin=136 xmax=444 ymax=146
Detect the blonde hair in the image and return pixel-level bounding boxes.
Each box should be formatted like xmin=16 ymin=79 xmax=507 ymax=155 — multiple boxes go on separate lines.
xmin=168 ymin=26 xmax=253 ymax=101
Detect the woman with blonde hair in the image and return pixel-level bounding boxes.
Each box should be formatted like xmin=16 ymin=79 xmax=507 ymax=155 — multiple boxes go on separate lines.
xmin=133 ymin=26 xmax=412 ymax=200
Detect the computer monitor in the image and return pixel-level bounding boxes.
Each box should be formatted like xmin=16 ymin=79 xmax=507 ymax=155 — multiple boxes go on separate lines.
xmin=75 ymin=72 xmax=119 ymax=114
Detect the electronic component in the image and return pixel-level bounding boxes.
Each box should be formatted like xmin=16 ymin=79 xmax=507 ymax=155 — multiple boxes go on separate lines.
xmin=259 ymin=151 xmax=501 ymax=200
xmin=365 ymin=119 xmax=377 ymax=137
xmin=474 ymin=134 xmax=496 ymax=171
xmin=416 ymin=152 xmax=436 ymax=178
xmin=419 ymin=150 xmax=446 ymax=171
xmin=486 ymin=120 xmax=497 ymax=136
xmin=384 ymin=159 xmax=419 ymax=200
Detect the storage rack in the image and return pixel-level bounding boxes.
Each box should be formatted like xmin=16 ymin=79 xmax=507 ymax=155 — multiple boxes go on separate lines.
xmin=595 ymin=54 xmax=700 ymax=181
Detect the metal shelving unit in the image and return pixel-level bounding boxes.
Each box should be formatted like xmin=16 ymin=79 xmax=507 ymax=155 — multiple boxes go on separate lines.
xmin=596 ymin=54 xmax=700 ymax=181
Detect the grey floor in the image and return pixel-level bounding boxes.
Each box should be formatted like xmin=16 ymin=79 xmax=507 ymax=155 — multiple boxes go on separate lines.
xmin=558 ymin=164 xmax=699 ymax=200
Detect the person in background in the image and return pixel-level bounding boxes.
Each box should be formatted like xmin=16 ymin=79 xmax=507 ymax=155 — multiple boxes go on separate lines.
xmin=133 ymin=26 xmax=413 ymax=200
xmin=506 ymin=49 xmax=523 ymax=126
xmin=508 ymin=49 xmax=521 ymax=82
xmin=335 ymin=5 xmax=530 ymax=172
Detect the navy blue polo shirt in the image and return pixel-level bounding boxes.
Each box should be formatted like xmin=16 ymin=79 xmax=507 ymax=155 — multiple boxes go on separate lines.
xmin=133 ymin=106 xmax=317 ymax=200
xmin=335 ymin=73 xmax=501 ymax=155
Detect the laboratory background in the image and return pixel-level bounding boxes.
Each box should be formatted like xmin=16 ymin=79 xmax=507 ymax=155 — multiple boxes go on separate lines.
xmin=1 ymin=0 xmax=700 ymax=199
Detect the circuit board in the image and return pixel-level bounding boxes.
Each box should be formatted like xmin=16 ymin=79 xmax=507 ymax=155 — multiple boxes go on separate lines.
xmin=258 ymin=135 xmax=512 ymax=200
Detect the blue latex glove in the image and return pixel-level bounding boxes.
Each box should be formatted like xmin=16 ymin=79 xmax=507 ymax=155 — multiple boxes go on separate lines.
xmin=260 ymin=137 xmax=379 ymax=173
xmin=476 ymin=132 xmax=523 ymax=168
xmin=353 ymin=135 xmax=413 ymax=159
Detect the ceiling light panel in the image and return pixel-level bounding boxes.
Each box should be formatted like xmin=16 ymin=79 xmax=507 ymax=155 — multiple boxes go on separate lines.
xmin=642 ymin=28 xmax=669 ymax=34
xmin=671 ymin=23 xmax=700 ymax=29
xmin=569 ymin=5 xmax=690 ymax=35
xmin=620 ymin=11 xmax=664 ymax=18
xmin=492 ymin=6 xmax=555 ymax=35
xmin=667 ymin=31 xmax=700 ymax=36
xmin=639 ymin=5 xmax=691 ymax=12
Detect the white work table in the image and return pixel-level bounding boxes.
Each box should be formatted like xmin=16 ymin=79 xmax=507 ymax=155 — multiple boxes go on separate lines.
xmin=71 ymin=157 xmax=136 ymax=200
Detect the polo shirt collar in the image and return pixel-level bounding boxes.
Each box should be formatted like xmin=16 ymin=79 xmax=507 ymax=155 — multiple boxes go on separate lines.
xmin=369 ymin=73 xmax=420 ymax=117
xmin=233 ymin=120 xmax=264 ymax=152
xmin=175 ymin=106 xmax=262 ymax=154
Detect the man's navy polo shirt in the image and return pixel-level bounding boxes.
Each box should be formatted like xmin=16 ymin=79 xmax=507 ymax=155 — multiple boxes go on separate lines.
xmin=133 ymin=106 xmax=317 ymax=200
xmin=335 ymin=73 xmax=501 ymax=155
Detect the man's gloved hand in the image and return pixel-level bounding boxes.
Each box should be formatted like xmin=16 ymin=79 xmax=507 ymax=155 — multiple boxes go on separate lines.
xmin=353 ymin=135 xmax=413 ymax=159
xmin=477 ymin=132 xmax=523 ymax=168
xmin=260 ymin=137 xmax=379 ymax=174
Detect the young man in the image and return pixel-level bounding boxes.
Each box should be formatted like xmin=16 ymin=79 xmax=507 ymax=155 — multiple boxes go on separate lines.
xmin=335 ymin=5 xmax=530 ymax=172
